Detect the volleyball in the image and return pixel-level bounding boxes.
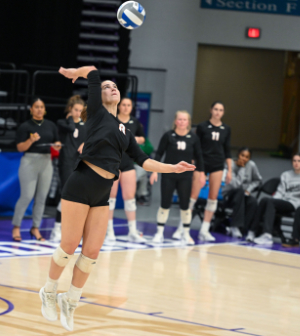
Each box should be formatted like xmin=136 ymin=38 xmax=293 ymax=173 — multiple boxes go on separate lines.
xmin=117 ymin=1 xmax=146 ymax=30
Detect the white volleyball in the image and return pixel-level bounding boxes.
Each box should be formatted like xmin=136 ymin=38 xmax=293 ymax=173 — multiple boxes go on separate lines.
xmin=117 ymin=1 xmax=146 ymax=30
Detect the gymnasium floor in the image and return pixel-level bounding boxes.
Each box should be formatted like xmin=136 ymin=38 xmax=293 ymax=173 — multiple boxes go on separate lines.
xmin=0 ymin=153 xmax=299 ymax=335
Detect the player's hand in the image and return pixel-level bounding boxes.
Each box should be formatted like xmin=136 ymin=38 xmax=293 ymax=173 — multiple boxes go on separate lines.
xmin=150 ymin=172 xmax=158 ymax=185
xmin=66 ymin=112 xmax=72 ymax=119
xmin=226 ymin=170 xmax=232 ymax=184
xmin=52 ymin=141 xmax=62 ymax=151
xmin=173 ymin=161 xmax=196 ymax=174
xmin=30 ymin=132 xmax=40 ymax=143
xmin=59 ymin=67 xmax=79 ymax=83
xmin=78 ymin=143 xmax=84 ymax=154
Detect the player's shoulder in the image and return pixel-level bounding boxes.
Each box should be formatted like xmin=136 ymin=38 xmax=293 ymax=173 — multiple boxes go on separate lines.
xmin=220 ymin=123 xmax=230 ymax=131
xmin=186 ymin=131 xmax=196 ymax=139
xmin=198 ymin=120 xmax=210 ymax=129
xmin=129 ymin=116 xmax=139 ymax=124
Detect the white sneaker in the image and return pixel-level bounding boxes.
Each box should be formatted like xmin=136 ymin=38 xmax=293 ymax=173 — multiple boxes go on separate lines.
xmin=199 ymin=231 xmax=216 ymax=242
xmin=254 ymin=233 xmax=273 ymax=245
xmin=39 ymin=287 xmax=57 ymax=321
xmin=50 ymin=222 xmax=61 ymax=242
xmin=246 ymin=231 xmax=255 ymax=242
xmin=57 ymin=293 xmax=78 ymax=331
xmin=152 ymin=233 xmax=164 ymax=244
xmin=231 ymin=227 xmax=242 ymax=238
xmin=105 ymin=229 xmax=116 ymax=242
xmin=182 ymin=232 xmax=195 ymax=245
xmin=172 ymin=226 xmax=184 ymax=240
xmin=128 ymin=232 xmax=146 ymax=243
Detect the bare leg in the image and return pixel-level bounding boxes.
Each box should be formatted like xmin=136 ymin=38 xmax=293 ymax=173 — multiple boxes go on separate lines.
xmin=120 ymin=170 xmax=137 ymax=222
xmin=108 ymin=179 xmax=119 ymax=221
xmin=49 ymin=199 xmax=90 ymax=280
xmin=203 ymin=171 xmax=223 ymax=223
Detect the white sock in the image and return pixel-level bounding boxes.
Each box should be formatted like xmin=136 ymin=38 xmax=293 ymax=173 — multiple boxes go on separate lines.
xmin=107 ymin=219 xmax=113 ymax=232
xmin=189 ymin=198 xmax=197 ymax=210
xmin=178 ymin=221 xmax=183 ymax=229
xmin=157 ymin=226 xmax=164 ymax=235
xmin=128 ymin=220 xmax=137 ymax=234
xmin=45 ymin=276 xmax=58 ymax=293
xmin=201 ymin=221 xmax=210 ymax=233
xmin=67 ymin=284 xmax=82 ymax=302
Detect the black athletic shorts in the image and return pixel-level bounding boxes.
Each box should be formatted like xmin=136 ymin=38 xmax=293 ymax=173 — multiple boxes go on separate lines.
xmin=160 ymin=175 xmax=192 ymax=210
xmin=61 ymin=161 xmax=114 ymax=207
xmin=119 ymin=153 xmax=135 ymax=172
xmin=204 ymin=163 xmax=224 ymax=175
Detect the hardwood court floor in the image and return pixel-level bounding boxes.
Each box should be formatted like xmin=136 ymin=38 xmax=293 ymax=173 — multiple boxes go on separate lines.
xmin=0 ymin=243 xmax=299 ymax=336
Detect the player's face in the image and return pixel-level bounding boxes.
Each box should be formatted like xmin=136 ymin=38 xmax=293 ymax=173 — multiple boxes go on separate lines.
xmin=238 ymin=150 xmax=251 ymax=165
xmin=210 ymin=104 xmax=224 ymax=120
xmin=175 ymin=113 xmax=189 ymax=130
xmin=119 ymin=99 xmax=133 ymax=116
xmin=101 ymin=81 xmax=120 ymax=105
xmin=30 ymin=100 xmax=45 ymax=120
xmin=71 ymin=103 xmax=83 ymax=120
xmin=292 ymin=155 xmax=300 ymax=171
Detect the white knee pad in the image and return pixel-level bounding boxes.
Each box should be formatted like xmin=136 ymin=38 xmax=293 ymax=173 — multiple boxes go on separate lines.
xmin=52 ymin=246 xmax=73 ymax=267
xmin=124 ymin=198 xmax=136 ymax=212
xmin=75 ymin=253 xmax=97 ymax=274
xmin=156 ymin=207 xmax=170 ymax=224
xmin=108 ymin=198 xmax=116 ymax=211
xmin=180 ymin=209 xmax=192 ymax=224
xmin=205 ymin=199 xmax=218 ymax=213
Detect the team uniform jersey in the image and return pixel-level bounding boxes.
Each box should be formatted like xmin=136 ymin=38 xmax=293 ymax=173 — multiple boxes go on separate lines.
xmin=75 ymin=70 xmax=148 ymax=180
xmin=57 ymin=116 xmax=86 ymax=186
xmin=196 ymin=120 xmax=231 ymax=173
xmin=155 ymin=130 xmax=204 ymax=210
xmin=118 ymin=116 xmax=145 ymax=172
xmin=155 ymin=130 xmax=204 ymax=178
xmin=15 ymin=119 xmax=59 ymax=154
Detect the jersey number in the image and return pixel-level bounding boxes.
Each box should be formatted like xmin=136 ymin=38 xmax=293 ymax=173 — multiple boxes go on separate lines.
xmin=212 ymin=132 xmax=220 ymax=141
xmin=119 ymin=124 xmax=126 ymax=135
xmin=177 ymin=141 xmax=186 ymax=150
xmin=73 ymin=129 xmax=79 ymax=138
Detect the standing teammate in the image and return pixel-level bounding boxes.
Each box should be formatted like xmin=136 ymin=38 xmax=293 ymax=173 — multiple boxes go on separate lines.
xmin=39 ymin=66 xmax=195 ymax=331
xmin=50 ymin=95 xmax=86 ymax=242
xmin=173 ymin=102 xmax=232 ymax=242
xmin=106 ymin=97 xmax=146 ymax=243
xmin=150 ymin=111 xmax=205 ymax=245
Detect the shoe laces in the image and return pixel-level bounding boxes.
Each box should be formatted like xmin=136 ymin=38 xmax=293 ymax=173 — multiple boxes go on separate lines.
xmin=45 ymin=292 xmax=56 ymax=308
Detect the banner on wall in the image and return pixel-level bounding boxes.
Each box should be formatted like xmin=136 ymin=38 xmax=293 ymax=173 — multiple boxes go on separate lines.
xmin=128 ymin=93 xmax=152 ymax=137
xmin=0 ymin=153 xmax=33 ymax=217
xmin=201 ymin=0 xmax=300 ymax=16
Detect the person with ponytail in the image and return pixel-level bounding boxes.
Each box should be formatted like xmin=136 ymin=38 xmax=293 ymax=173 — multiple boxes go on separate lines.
xmin=12 ymin=98 xmax=61 ymax=242
xmin=50 ymin=96 xmax=86 ymax=242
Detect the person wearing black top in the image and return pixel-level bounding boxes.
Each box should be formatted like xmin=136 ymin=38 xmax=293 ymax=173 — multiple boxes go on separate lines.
xmin=50 ymin=95 xmax=86 ymax=242
xmin=39 ymin=66 xmax=195 ymax=332
xmin=12 ymin=98 xmax=61 ymax=242
xmin=150 ymin=111 xmax=205 ymax=245
xmin=106 ymin=98 xmax=146 ymax=243
xmin=173 ymin=102 xmax=232 ymax=242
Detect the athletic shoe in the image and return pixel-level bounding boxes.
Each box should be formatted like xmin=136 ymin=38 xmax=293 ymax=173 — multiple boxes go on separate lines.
xmin=253 ymin=233 xmax=273 ymax=245
xmin=39 ymin=287 xmax=57 ymax=322
xmin=49 ymin=222 xmax=61 ymax=242
xmin=172 ymin=226 xmax=184 ymax=240
xmin=105 ymin=229 xmax=116 ymax=242
xmin=128 ymin=232 xmax=146 ymax=243
xmin=246 ymin=231 xmax=255 ymax=242
xmin=198 ymin=231 xmax=216 ymax=242
xmin=152 ymin=233 xmax=164 ymax=244
xmin=282 ymin=238 xmax=300 ymax=248
xmin=57 ymin=293 xmax=78 ymax=331
xmin=231 ymin=227 xmax=242 ymax=239
xmin=182 ymin=232 xmax=195 ymax=245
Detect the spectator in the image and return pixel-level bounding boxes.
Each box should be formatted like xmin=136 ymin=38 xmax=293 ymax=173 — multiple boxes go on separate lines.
xmin=12 ymin=98 xmax=61 ymax=242
xmin=253 ymin=153 xmax=300 ymax=245
xmin=222 ymin=147 xmax=262 ymax=239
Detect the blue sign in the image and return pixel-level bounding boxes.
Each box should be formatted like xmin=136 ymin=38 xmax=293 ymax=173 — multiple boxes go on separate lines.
xmin=201 ymin=0 xmax=300 ymax=16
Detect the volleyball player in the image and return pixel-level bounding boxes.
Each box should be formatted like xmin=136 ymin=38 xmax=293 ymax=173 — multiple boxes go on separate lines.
xmin=50 ymin=95 xmax=86 ymax=242
xmin=150 ymin=111 xmax=205 ymax=245
xmin=173 ymin=102 xmax=232 ymax=242
xmin=39 ymin=66 xmax=195 ymax=331
xmin=106 ymin=97 xmax=146 ymax=243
